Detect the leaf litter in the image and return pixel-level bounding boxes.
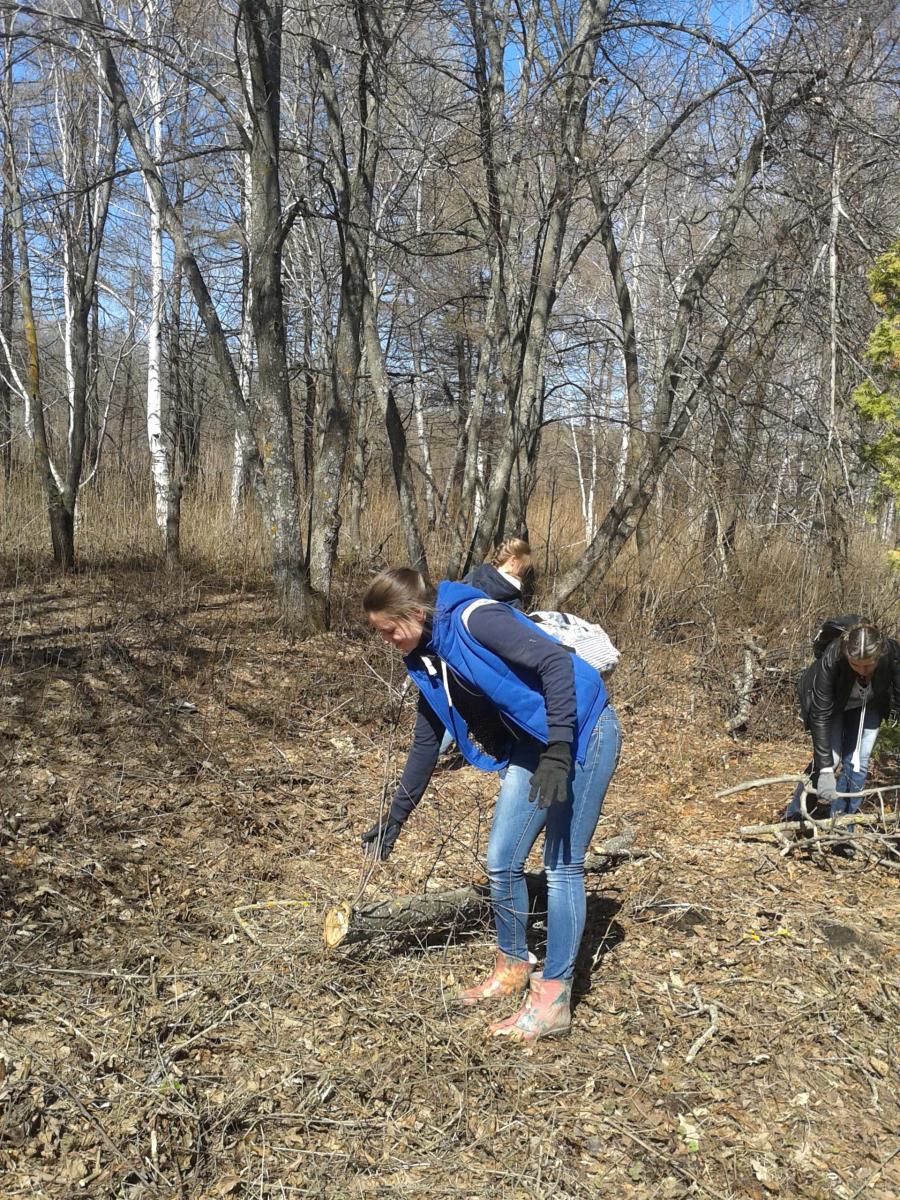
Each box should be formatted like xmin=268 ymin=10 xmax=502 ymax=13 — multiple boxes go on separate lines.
xmin=0 ymin=571 xmax=897 ymax=1199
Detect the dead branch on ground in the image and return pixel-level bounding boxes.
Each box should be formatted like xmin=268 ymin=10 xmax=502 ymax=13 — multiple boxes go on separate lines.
xmin=721 ymin=775 xmax=900 ymax=866
xmin=322 ymin=829 xmax=636 ymax=948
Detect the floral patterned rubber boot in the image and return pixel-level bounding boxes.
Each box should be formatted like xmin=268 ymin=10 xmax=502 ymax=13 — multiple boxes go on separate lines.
xmin=488 ymin=972 xmax=572 ymax=1040
xmin=457 ymin=951 xmax=535 ymax=1006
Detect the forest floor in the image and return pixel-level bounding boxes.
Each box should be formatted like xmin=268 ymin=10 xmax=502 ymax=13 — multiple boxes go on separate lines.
xmin=0 ymin=568 xmax=898 ymax=1200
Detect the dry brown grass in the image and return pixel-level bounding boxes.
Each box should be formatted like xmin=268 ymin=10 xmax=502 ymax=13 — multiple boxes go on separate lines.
xmin=0 ymin=468 xmax=271 ymax=588
xmin=2 ymin=467 xmax=895 ymax=648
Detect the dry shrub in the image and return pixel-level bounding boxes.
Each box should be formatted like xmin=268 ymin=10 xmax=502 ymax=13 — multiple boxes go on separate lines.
xmin=2 ymin=467 xmax=896 ymax=659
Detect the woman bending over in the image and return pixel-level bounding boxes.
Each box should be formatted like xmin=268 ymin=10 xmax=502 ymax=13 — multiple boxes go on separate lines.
xmin=787 ymin=621 xmax=900 ymax=821
xmin=361 ymin=568 xmax=621 ymax=1042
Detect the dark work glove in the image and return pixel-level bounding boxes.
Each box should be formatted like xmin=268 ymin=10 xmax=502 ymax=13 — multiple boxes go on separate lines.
xmin=361 ymin=816 xmax=403 ymax=861
xmin=528 ymin=741 xmax=572 ymax=809
xmin=815 ymin=768 xmax=838 ymax=805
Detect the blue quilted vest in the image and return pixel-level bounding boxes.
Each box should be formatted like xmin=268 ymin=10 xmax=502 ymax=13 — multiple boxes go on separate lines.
xmin=403 ymin=581 xmax=608 ymax=772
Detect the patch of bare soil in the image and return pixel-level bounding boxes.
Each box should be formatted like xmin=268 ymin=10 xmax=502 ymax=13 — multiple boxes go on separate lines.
xmin=1 ymin=571 xmax=898 ymax=1199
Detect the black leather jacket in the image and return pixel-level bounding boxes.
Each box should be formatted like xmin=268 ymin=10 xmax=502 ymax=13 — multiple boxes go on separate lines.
xmin=796 ymin=637 xmax=900 ymax=772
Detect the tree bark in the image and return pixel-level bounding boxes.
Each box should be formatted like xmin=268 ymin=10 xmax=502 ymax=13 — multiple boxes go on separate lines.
xmin=306 ymin=30 xmax=372 ymax=599
xmin=361 ymin=280 xmax=427 ymax=572
xmin=345 ymin=352 xmax=372 ymax=558
xmin=0 ymin=52 xmax=12 ymax=484
xmin=144 ymin=6 xmax=171 ymax=545
xmin=241 ymin=0 xmax=312 ymax=613
xmin=445 ymin=250 xmax=500 ymax=578
xmin=232 ymin=131 xmax=258 ymax=517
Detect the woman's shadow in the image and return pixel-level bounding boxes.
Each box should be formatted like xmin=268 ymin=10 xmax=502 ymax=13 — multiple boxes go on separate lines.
xmin=526 ymin=888 xmax=625 ymax=1008
xmin=573 ymin=894 xmax=625 ymax=1007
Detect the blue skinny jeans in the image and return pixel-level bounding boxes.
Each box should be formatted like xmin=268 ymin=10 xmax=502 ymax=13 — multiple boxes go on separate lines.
xmin=486 ymin=705 xmax=621 ymax=981
xmin=787 ymin=704 xmax=882 ymax=819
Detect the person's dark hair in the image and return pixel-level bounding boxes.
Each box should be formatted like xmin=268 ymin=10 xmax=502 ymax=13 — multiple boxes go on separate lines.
xmin=363 ymin=568 xmax=435 ymax=620
xmin=842 ymin=624 xmax=884 ymax=663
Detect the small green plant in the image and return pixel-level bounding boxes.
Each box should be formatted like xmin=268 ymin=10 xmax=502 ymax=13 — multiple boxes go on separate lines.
xmin=873 ymin=719 xmax=900 ymax=765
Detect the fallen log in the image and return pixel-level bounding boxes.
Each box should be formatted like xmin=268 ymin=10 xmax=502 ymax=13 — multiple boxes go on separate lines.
xmin=323 ymin=829 xmax=636 ymax=949
xmin=740 ymin=811 xmax=900 ymax=838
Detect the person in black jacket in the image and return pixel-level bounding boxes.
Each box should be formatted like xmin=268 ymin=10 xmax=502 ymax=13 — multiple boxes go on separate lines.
xmin=787 ymin=623 xmax=900 ymax=820
xmin=463 ymin=538 xmax=532 ymax=611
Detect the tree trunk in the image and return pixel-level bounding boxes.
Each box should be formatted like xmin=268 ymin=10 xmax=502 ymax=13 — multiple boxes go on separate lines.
xmin=241 ymin=0 xmax=315 ymax=616
xmin=63 ymin=303 xmax=92 ymax=548
xmin=0 ymin=175 xmax=11 ymax=482
xmin=822 ymin=137 xmax=850 ymax=581
xmin=232 ymin=136 xmax=256 ymax=517
xmin=145 ymin=74 xmax=171 ymax=541
xmin=0 ymin=17 xmax=11 ymax=482
xmin=361 ymin=281 xmax=426 ymax=573
xmin=85 ymin=285 xmax=100 ymax=475
xmin=306 ymin=30 xmax=372 ymax=599
xmin=702 ymin=402 xmax=732 ymax=576
xmin=445 ymin=250 xmax=500 ymax=578
xmin=345 ymin=353 xmax=372 ymax=558
xmin=435 ymin=331 xmax=472 ymax=530
xmin=166 ymin=477 xmax=183 ymax=568
xmin=301 ymin=324 xmax=316 ymax=495
xmin=411 ymin=369 xmax=436 ymax=532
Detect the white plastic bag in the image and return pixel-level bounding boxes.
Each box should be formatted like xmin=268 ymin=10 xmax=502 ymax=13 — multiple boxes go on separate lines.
xmin=529 ymin=610 xmax=620 ymax=675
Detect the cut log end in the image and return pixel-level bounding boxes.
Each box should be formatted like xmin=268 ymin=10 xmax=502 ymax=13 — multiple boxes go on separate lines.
xmin=323 ymin=900 xmax=353 ymax=949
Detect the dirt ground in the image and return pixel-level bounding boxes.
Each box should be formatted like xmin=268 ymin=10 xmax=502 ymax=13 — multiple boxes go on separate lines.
xmin=1 ymin=570 xmax=898 ymax=1200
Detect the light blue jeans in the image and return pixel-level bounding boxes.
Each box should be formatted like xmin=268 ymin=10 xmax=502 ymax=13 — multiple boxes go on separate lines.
xmin=486 ymin=705 xmax=621 ymax=981
xmin=787 ymin=705 xmax=882 ymax=818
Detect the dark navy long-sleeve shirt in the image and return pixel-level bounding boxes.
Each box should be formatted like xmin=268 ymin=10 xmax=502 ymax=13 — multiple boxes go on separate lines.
xmin=389 ymin=603 xmax=576 ymax=825
xmin=463 ymin=563 xmax=526 ymax=610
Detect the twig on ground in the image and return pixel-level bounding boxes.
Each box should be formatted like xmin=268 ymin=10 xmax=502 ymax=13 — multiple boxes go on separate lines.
xmin=602 ymin=1116 xmax=729 ymax=1200
xmin=323 ymin=830 xmax=637 ymax=948
xmin=716 ymin=773 xmax=808 ymax=796
xmin=6 ymin=1032 xmax=153 ymax=1185
xmin=848 ymin=1144 xmax=900 ymax=1199
xmin=685 ymin=987 xmax=720 ymax=1064
xmin=722 ymin=777 xmax=899 ymax=869
xmin=719 ymin=776 xmax=900 ymax=801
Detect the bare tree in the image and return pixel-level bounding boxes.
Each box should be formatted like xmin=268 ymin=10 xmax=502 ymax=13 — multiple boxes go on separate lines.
xmin=0 ymin=14 xmax=116 ymax=568
xmin=0 ymin=11 xmax=14 ymax=482
xmin=84 ymin=0 xmax=322 ymax=620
